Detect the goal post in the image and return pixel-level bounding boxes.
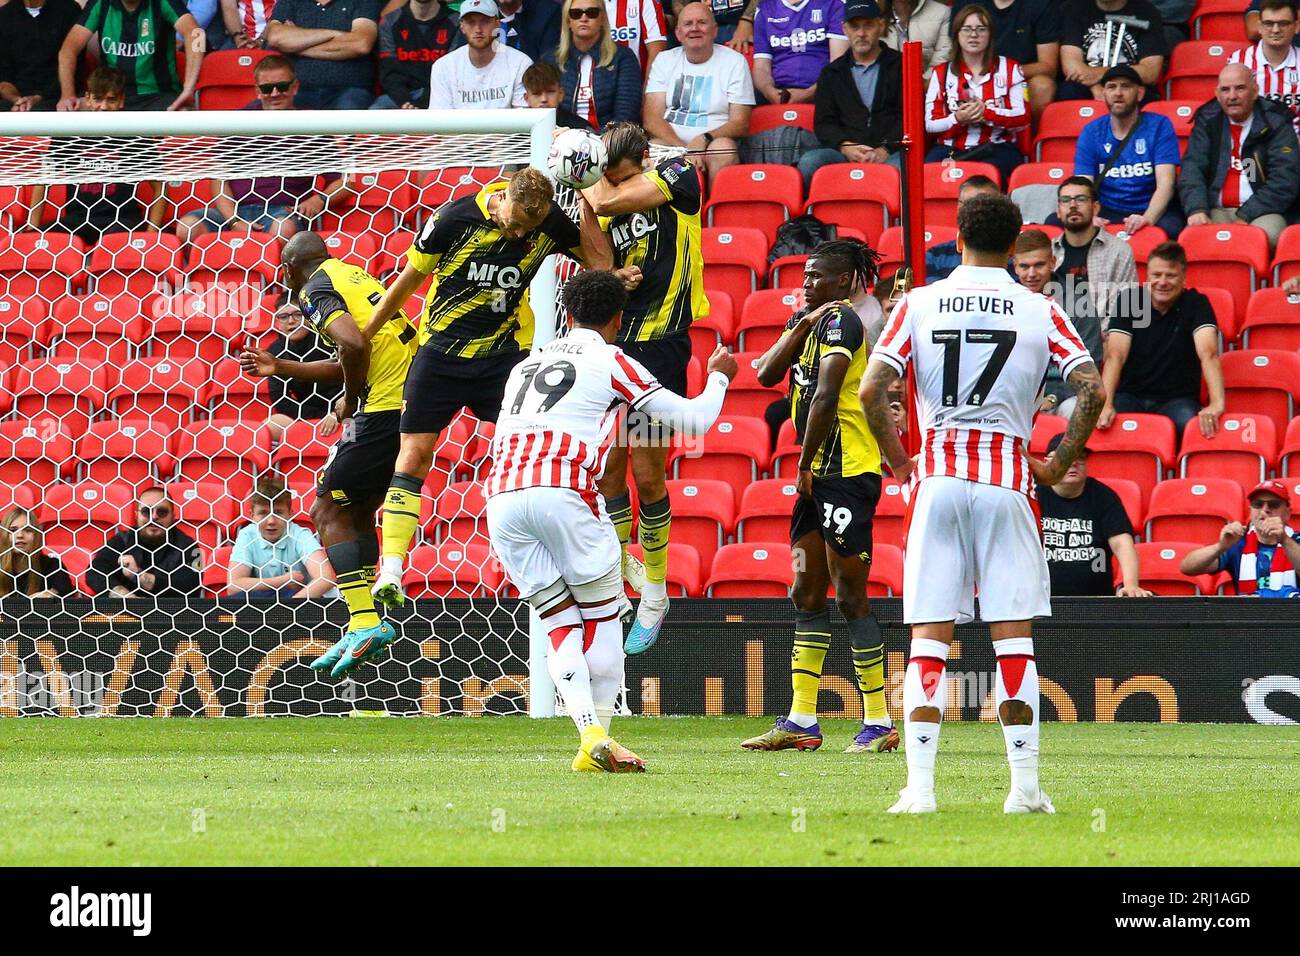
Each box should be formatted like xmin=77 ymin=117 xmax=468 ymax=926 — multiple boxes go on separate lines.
xmin=0 ymin=107 xmax=568 ymax=718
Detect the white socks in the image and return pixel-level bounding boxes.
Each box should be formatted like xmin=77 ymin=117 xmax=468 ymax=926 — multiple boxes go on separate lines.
xmin=380 ymin=555 xmax=404 ymax=579
xmin=902 ymin=638 xmax=949 ymax=795
xmin=545 ymin=605 xmax=599 ymax=733
xmin=994 ymin=637 xmax=1041 ymax=795
xmin=582 ymin=613 xmax=625 ymax=731
xmin=637 ymin=581 xmax=668 ymax=628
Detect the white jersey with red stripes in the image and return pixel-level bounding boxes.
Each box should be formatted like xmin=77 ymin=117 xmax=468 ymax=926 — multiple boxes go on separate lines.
xmin=1230 ymin=42 xmax=1300 ymax=132
xmin=239 ymin=0 xmax=276 ymax=39
xmin=605 ymin=0 xmax=667 ymax=72
xmin=485 ymin=327 xmax=662 ymax=504
xmin=873 ymin=264 xmax=1092 ymax=496
xmin=925 ymin=56 xmax=1029 ymax=150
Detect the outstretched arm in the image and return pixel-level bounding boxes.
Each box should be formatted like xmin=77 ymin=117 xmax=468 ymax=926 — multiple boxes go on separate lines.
xmin=860 ymin=358 xmax=913 ymax=482
xmin=638 ymin=346 xmax=738 ymax=436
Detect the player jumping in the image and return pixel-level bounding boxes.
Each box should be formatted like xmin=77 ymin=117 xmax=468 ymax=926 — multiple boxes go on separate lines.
xmin=240 ymin=231 xmax=418 ymax=677
xmin=486 ymin=269 xmax=737 ymax=772
xmin=580 ymin=122 xmax=708 ymax=654
xmin=360 ymin=167 xmax=612 ymax=608
xmin=861 ymin=193 xmax=1104 ymax=814
xmin=741 ymin=240 xmax=899 ymax=755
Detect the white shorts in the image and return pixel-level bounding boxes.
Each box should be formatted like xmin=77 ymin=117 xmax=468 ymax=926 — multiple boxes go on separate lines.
xmin=485 ymin=486 xmax=621 ymax=599
xmin=903 ymin=475 xmax=1051 ymax=625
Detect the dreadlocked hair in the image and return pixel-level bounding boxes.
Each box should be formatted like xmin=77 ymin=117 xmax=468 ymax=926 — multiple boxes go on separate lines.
xmin=809 ymin=237 xmax=882 ymax=295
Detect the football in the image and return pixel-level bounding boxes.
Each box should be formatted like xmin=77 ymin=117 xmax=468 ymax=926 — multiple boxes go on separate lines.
xmin=548 ymin=128 xmax=607 ymax=190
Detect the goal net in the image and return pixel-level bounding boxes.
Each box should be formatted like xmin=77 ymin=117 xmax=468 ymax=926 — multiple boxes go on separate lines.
xmin=0 ymin=108 xmax=573 ymax=718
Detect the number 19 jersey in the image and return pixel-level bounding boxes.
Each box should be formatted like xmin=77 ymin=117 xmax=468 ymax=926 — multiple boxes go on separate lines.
xmin=873 ymin=265 xmax=1091 ymax=495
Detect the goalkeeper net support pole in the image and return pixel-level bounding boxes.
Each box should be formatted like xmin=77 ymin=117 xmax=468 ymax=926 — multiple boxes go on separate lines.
xmin=0 ymin=107 xmax=567 ymax=718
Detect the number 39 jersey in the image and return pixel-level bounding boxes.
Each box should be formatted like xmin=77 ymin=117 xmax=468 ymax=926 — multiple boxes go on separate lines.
xmin=485 ymin=328 xmax=663 ymax=503
xmin=874 ymin=265 xmax=1092 ymax=495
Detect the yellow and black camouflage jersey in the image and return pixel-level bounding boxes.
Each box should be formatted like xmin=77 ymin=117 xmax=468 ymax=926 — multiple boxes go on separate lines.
xmin=408 ymin=182 xmax=583 ymax=360
xmin=297 ymin=258 xmax=417 ymax=414
xmin=786 ymin=302 xmax=882 ymax=479
xmin=601 ymin=156 xmax=707 ymax=343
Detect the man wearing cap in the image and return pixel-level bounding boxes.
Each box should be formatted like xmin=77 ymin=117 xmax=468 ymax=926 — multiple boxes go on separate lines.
xmin=1074 ymin=65 xmax=1183 ymax=237
xmin=1038 ymin=433 xmax=1151 ymax=597
xmin=427 ymin=0 xmax=531 ymax=110
xmin=794 ymin=0 xmax=902 ymax=189
xmin=1181 ymin=480 xmax=1300 ymax=597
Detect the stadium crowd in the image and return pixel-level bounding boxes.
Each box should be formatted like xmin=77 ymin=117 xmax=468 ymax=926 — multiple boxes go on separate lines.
xmin=4 ymin=0 xmax=1300 ymax=602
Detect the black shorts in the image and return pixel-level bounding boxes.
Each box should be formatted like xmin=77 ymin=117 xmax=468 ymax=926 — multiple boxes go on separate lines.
xmin=400 ymin=347 xmax=526 ymax=434
xmin=316 ymin=410 xmax=401 ymax=505
xmin=621 ymin=333 xmax=691 ymax=438
xmin=790 ymin=472 xmax=882 ymax=562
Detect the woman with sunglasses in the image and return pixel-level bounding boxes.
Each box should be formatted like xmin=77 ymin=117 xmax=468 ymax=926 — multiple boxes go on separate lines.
xmin=544 ymin=0 xmax=642 ymax=127
xmin=0 ymin=508 xmax=75 ymax=599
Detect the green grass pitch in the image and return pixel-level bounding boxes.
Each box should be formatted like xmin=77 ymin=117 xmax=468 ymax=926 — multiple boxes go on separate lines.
xmin=2 ymin=718 xmax=1296 ymax=866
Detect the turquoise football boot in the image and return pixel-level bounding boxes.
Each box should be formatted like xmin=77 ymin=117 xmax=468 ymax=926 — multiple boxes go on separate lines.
xmin=310 ymin=634 xmax=350 ymax=673
xmin=330 ymin=621 xmax=399 ymax=679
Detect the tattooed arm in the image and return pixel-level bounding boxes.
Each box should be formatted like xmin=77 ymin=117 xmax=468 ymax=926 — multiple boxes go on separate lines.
xmin=1030 ymin=361 xmax=1105 ymax=486
xmin=860 ymin=358 xmax=914 ymax=483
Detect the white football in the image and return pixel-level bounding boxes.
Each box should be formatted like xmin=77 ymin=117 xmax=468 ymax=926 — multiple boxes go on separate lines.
xmin=548 ymin=128 xmax=607 ymax=190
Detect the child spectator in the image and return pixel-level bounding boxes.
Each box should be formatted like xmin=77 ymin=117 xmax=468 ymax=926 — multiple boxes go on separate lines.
xmin=0 ymin=508 xmax=75 ymax=598
xmin=227 ymin=479 xmax=336 ymax=599
xmin=523 ymin=61 xmax=593 ymax=129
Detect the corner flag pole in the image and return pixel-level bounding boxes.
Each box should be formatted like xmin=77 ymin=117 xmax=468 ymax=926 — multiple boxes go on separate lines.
xmin=899 ymin=40 xmax=927 ymax=456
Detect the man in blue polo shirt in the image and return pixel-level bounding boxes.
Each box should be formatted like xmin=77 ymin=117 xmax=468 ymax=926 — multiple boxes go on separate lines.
xmin=1074 ymin=64 xmax=1183 ymax=236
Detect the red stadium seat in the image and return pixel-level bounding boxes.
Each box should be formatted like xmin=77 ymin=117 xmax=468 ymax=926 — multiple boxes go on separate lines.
xmin=321 ymin=169 xmax=415 ymax=235
xmin=270 ymin=419 xmax=342 ymax=488
xmin=317 ymin=230 xmax=382 ymax=273
xmin=876 ymin=225 xmax=958 ymax=278
xmin=418 ymin=166 xmax=503 ymax=211
xmin=769 ymin=255 xmax=809 ymax=288
xmin=666 ymin=478 xmax=735 ymax=571
xmin=720 ymin=352 xmax=784 ymax=419
xmin=9 ymin=359 xmax=103 ymax=436
xmin=404 ymin=543 xmax=501 ymax=598
xmin=76 ymin=419 xmax=173 ymax=490
xmin=431 ymin=480 xmax=489 ymax=548
xmin=202 ymin=357 xmax=275 ymax=422
xmin=163 ymin=179 xmax=214 ymax=220
xmin=1279 ymin=416 xmax=1300 ymax=475
xmin=86 ymin=231 xmax=182 ymax=299
xmin=671 ymin=415 xmax=772 ymax=493
xmin=49 ymin=294 xmax=148 ymax=366
xmin=1034 ymin=101 xmax=1106 ymax=161
xmin=0 ymin=420 xmax=74 ymax=489
xmin=166 ymin=480 xmax=242 ymax=551
xmin=738 ymin=289 xmax=802 ymax=352
xmin=376 ymin=230 xmax=417 ymax=281
xmin=692 ymin=290 xmax=736 ymax=359
xmin=1271 ymin=224 xmax=1300 ymax=285
xmin=1191 ymin=0 xmax=1250 ymax=39
xmin=1029 ymin=414 xmax=1067 ymax=456
xmin=1007 ymin=162 xmax=1072 ymax=192
xmin=736 ymin=478 xmax=799 ymax=544
xmin=1144 ymin=477 xmax=1245 ymax=542
xmin=0 ymin=297 xmax=46 ymax=369
xmin=1142 ymin=101 xmax=1203 ymax=149
xmin=58 ymin=546 xmax=97 ymax=596
xmin=1086 ymin=413 xmax=1178 ymax=512
xmin=101 ymin=358 xmax=208 ymax=432
xmin=705 ymin=542 xmax=794 ymax=597
xmin=874 ymin=477 xmax=908 ymax=549
xmin=805 ymin=163 xmax=901 ymax=244
xmin=195 ymin=49 xmax=273 ymax=110
xmin=748 ymin=104 xmax=815 ymax=136
xmin=1130 ymin=541 xmax=1213 ymax=595
xmin=705 ymin=165 xmax=804 ymax=246
xmin=147 ymin=291 xmax=243 ymax=365
xmin=1165 ymin=40 xmax=1241 ymax=99
xmin=1096 ymin=476 xmax=1145 ymax=534
xmin=702 ymin=227 xmax=768 ymax=311
xmin=1179 ymin=223 xmax=1271 ymax=330
xmin=923 ymin=162 xmax=1002 ymax=227
xmin=1179 ymin=413 xmax=1277 ymax=489
xmin=1199 ymin=286 xmax=1239 ymax=348
xmin=627 ymin=542 xmax=703 ymax=597
xmin=1219 ymin=349 xmax=1300 ymax=435
xmin=171 ymin=420 xmax=273 ymax=501
xmin=0 ymin=231 xmax=86 ymax=300
xmin=867 ymin=543 xmax=904 ymax=597
xmin=39 ymin=481 xmax=134 ymax=553
xmin=202 ymin=545 xmax=234 ymax=597
xmin=1104 ymin=223 xmax=1169 ymax=275
xmin=188 ymin=231 xmax=279 ymax=290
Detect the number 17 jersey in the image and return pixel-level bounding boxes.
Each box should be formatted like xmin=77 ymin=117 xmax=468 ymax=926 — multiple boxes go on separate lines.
xmin=873 ymin=264 xmax=1091 ymax=495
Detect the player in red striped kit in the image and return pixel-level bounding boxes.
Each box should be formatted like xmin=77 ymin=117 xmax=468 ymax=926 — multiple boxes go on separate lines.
xmin=924 ymin=4 xmax=1029 ymax=185
xmin=861 ymin=192 xmax=1105 ymax=814
xmin=1230 ymin=0 xmax=1300 ymax=134
xmin=485 ymin=269 xmax=737 ymax=772
xmin=604 ymin=0 xmax=668 ymax=73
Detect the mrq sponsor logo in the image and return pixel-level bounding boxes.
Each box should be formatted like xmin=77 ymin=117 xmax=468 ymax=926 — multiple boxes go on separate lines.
xmin=49 ymin=886 xmax=152 ymax=937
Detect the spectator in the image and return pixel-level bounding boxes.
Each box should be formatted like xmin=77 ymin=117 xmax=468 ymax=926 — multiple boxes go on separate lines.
xmin=429 ymin=0 xmax=531 ymax=110
xmin=227 ymin=479 xmax=336 ymax=599
xmin=1247 ymin=0 xmax=1300 ymax=44
xmin=177 ymin=59 xmax=350 ymax=245
xmin=524 ymin=60 xmax=593 ymax=128
xmin=1179 ymin=62 xmax=1300 ymax=252
xmin=1232 ymin=0 xmax=1300 ymax=135
xmin=57 ymin=0 xmax=205 ymax=111
xmin=604 ymin=0 xmax=668 ymax=75
xmin=258 ymin=292 xmax=341 ymax=442
xmin=265 ymin=0 xmax=379 ymax=109
xmin=643 ymin=2 xmax=753 ymax=178
xmin=479 ymin=0 xmax=562 ymax=61
xmin=0 ymin=507 xmax=75 ymax=598
xmin=676 ymin=0 xmax=749 ymax=44
xmin=882 ymin=0 xmax=951 ymax=82
xmin=0 ymin=0 xmax=81 ymax=113
xmin=1073 ymin=65 xmax=1182 ymax=238
xmin=1058 ymin=0 xmax=1166 ymax=102
xmin=924 ymin=5 xmax=1029 ymax=184
xmin=974 ymin=0 xmax=1059 ymax=115
xmin=25 ymin=69 xmax=168 ymax=244
xmin=89 ymin=488 xmax=203 ymax=598
xmin=1098 ymin=240 xmax=1224 ymax=440
xmin=544 ymin=0 xmax=642 ymax=127
xmin=925 ymin=173 xmax=999 ymax=282
xmin=372 ymin=0 xmax=457 ymax=109
xmin=796 ymin=0 xmax=902 ymax=190
xmin=216 ymin=0 xmax=277 ymax=49
xmin=1013 ymin=229 xmax=1071 ymax=413
xmin=1181 ymin=480 xmax=1300 ymax=596
xmin=1038 ymin=434 xmax=1152 ymax=596
xmin=751 ymin=0 xmax=848 ymax=105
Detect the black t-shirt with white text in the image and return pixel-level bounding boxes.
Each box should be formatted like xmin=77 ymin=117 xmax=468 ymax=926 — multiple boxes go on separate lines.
xmin=1038 ymin=477 xmax=1133 ymax=596
xmin=1062 ymin=0 xmax=1168 ymax=67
